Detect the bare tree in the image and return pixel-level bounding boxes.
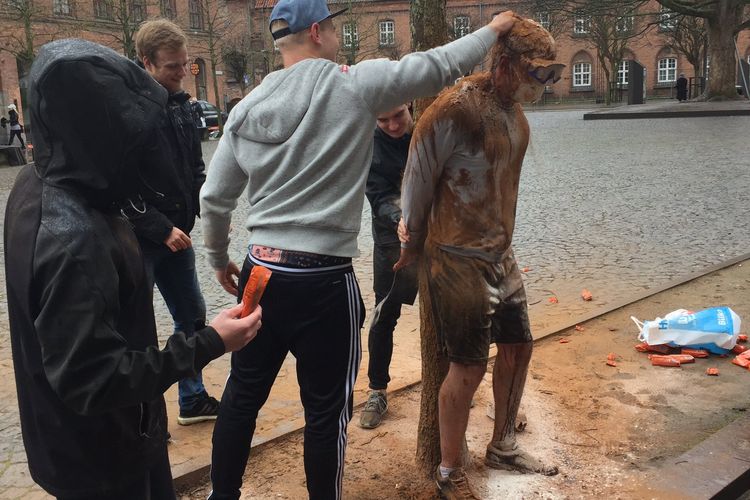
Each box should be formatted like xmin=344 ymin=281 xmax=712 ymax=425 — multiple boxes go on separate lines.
xmin=85 ymin=0 xmax=158 ymax=59
xmin=222 ymin=34 xmax=251 ymax=95
xmin=409 ymin=0 xmax=456 ymax=479
xmin=0 ymin=0 xmax=74 ymax=71
xmin=656 ymin=0 xmax=749 ymax=99
xmin=189 ymin=0 xmax=237 ymax=130
xmin=517 ymin=0 xmax=652 ymax=105
xmin=667 ymin=14 xmax=707 ymax=78
xmin=335 ymin=0 xmax=391 ymax=64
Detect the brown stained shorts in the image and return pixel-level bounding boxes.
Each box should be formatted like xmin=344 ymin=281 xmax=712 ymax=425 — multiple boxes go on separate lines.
xmin=425 ymin=245 xmax=532 ymax=365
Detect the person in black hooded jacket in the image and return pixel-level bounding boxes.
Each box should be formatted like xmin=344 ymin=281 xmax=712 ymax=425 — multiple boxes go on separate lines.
xmin=3 ymin=38 xmax=261 ymax=499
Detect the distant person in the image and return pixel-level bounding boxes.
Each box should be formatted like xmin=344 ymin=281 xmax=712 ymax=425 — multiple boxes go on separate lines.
xmin=359 ymin=103 xmax=418 ymax=430
xmin=4 ymin=38 xmax=261 ymax=500
xmin=191 ymin=96 xmax=206 ymax=128
xmin=129 ymin=19 xmax=219 ymax=426
xmin=675 ymin=73 xmax=688 ymax=102
xmin=7 ymin=103 xmax=25 ymax=148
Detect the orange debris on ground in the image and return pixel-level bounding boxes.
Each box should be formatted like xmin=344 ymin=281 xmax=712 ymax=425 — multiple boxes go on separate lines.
xmin=733 ymin=344 xmax=749 ymax=354
xmin=559 ymin=338 xmax=570 ymax=344
xmin=521 ymin=267 xmax=531 ymax=273
xmin=581 ymin=289 xmax=593 ymax=301
xmin=606 ymin=360 xmax=617 ymax=367
xmin=548 ymin=297 xmax=558 ymax=304
xmin=731 ymin=356 xmax=750 ymax=368
xmin=681 ymin=347 xmax=709 ymax=358
xmin=651 ymin=356 xmax=681 ymax=367
xmin=706 ymin=367 xmax=720 ymax=376
xmin=575 ymin=325 xmax=584 ymax=332
xmin=607 ymin=353 xmax=617 ymax=361
xmin=634 ymin=342 xmax=673 ymax=354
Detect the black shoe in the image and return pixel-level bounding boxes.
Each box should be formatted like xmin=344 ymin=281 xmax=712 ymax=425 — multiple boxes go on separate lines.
xmin=177 ymin=394 xmax=220 ymax=426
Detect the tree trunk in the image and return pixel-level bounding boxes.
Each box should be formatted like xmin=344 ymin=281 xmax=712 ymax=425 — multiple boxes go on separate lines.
xmin=705 ymin=4 xmax=743 ymax=100
xmin=410 ymin=0 xmax=449 ymax=121
xmin=410 ymin=0 xmax=459 ymax=478
xmin=414 ymin=265 xmax=448 ymax=476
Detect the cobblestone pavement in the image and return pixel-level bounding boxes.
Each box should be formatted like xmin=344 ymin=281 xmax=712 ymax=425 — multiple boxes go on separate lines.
xmin=1 ymin=110 xmax=749 ymax=497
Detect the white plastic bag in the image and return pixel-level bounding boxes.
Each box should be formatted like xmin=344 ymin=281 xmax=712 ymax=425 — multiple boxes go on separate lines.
xmin=631 ymin=307 xmax=742 ymax=354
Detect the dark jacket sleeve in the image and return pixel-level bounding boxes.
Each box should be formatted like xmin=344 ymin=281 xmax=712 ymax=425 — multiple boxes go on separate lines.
xmin=32 ymin=227 xmax=225 ymax=416
xmin=366 ymin=161 xmax=402 ymax=232
xmin=121 ymin=199 xmax=174 ymax=244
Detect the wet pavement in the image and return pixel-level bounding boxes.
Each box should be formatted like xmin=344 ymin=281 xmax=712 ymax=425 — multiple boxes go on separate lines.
xmin=0 ymin=109 xmax=749 ymax=498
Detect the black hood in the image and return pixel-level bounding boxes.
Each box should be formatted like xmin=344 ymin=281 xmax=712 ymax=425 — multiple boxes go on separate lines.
xmin=29 ymin=39 xmax=168 ymax=207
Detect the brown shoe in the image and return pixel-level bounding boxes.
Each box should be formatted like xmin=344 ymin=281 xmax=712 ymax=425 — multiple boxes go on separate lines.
xmin=435 ymin=467 xmax=481 ymax=500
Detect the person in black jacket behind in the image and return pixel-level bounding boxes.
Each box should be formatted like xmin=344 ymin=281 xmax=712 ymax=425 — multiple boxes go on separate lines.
xmin=359 ymin=104 xmax=419 ymax=429
xmin=128 ymin=19 xmax=218 ymax=425
xmin=3 ymin=39 xmax=262 ymax=499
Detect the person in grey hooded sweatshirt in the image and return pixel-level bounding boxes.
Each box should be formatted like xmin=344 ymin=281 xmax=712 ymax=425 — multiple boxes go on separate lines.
xmin=200 ymin=2 xmax=516 ymax=498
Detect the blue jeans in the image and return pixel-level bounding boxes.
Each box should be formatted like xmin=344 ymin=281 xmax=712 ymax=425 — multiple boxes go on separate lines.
xmin=141 ymin=242 xmax=208 ymax=410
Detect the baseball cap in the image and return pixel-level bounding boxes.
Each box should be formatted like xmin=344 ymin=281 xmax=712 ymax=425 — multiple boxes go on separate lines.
xmin=270 ymin=0 xmax=347 ymax=40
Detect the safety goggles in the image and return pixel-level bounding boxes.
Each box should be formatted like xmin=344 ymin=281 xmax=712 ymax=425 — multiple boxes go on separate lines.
xmin=524 ymin=58 xmax=566 ymax=85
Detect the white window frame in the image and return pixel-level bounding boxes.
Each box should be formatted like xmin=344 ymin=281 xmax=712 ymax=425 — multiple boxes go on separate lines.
xmin=617 ymin=60 xmax=629 ymax=85
xmin=343 ymin=22 xmax=358 ymax=48
xmin=574 ymin=13 xmax=590 ymax=34
xmin=454 ymin=15 xmax=471 ymax=38
xmin=53 ymin=0 xmax=72 ymax=16
xmin=659 ymin=6 xmax=676 ymax=31
xmin=658 ymin=58 xmax=677 ymax=83
xmin=573 ymin=62 xmax=592 ymax=87
xmin=379 ymin=20 xmax=395 ymax=47
xmin=616 ymin=15 xmax=633 ymax=33
xmin=538 ymin=12 xmax=550 ymax=30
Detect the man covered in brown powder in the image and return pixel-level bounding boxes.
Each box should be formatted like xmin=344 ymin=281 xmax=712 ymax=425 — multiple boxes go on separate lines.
xmin=395 ymin=16 xmax=565 ymax=499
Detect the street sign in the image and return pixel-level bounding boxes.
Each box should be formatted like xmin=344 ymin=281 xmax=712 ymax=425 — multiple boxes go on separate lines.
xmin=190 ymin=63 xmax=200 ymax=76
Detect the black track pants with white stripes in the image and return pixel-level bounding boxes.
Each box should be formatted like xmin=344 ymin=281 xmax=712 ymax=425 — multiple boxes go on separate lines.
xmin=209 ymin=256 xmax=364 ymax=500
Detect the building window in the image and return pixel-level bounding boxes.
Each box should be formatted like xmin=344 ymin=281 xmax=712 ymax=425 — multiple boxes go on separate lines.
xmin=617 ymin=60 xmax=629 ymax=85
xmin=574 ymin=13 xmax=590 ymax=34
xmin=454 ymin=16 xmax=470 ymax=38
xmin=343 ymin=22 xmax=358 ymax=48
xmin=538 ymin=12 xmax=550 ymax=30
xmin=616 ymin=15 xmax=633 ymax=33
xmin=93 ymin=0 xmax=112 ymax=18
xmin=573 ymin=62 xmax=591 ymax=87
xmin=379 ymin=20 xmax=395 ymax=47
xmin=659 ymin=6 xmax=676 ymax=31
xmin=658 ymin=57 xmax=677 ymax=82
xmin=129 ymin=0 xmax=144 ymax=22
xmin=189 ymin=0 xmax=203 ymax=30
xmin=160 ymin=0 xmax=176 ymax=19
xmin=53 ymin=0 xmax=72 ymax=16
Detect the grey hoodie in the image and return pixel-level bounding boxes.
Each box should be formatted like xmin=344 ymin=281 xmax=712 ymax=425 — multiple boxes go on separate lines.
xmin=200 ymin=27 xmax=498 ymax=269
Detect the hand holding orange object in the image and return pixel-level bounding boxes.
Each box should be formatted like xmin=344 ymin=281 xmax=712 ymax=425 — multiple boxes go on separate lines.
xmin=733 ymin=344 xmax=749 ymax=354
xmin=240 ymin=266 xmax=272 ymax=318
xmin=739 ymin=334 xmax=748 ymax=342
xmin=581 ymin=289 xmax=593 ymax=301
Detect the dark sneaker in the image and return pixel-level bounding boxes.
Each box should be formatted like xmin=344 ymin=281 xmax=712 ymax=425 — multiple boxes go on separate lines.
xmin=435 ymin=467 xmax=481 ymax=500
xmin=177 ymin=394 xmax=220 ymax=426
xmin=359 ymin=391 xmax=387 ymax=429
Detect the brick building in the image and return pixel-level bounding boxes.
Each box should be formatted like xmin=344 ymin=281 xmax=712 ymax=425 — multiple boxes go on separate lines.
xmin=250 ymin=0 xmax=750 ymax=103
xmin=2 ymin=0 xmax=749 ymax=134
xmin=0 ymin=0 xmax=246 ymax=132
